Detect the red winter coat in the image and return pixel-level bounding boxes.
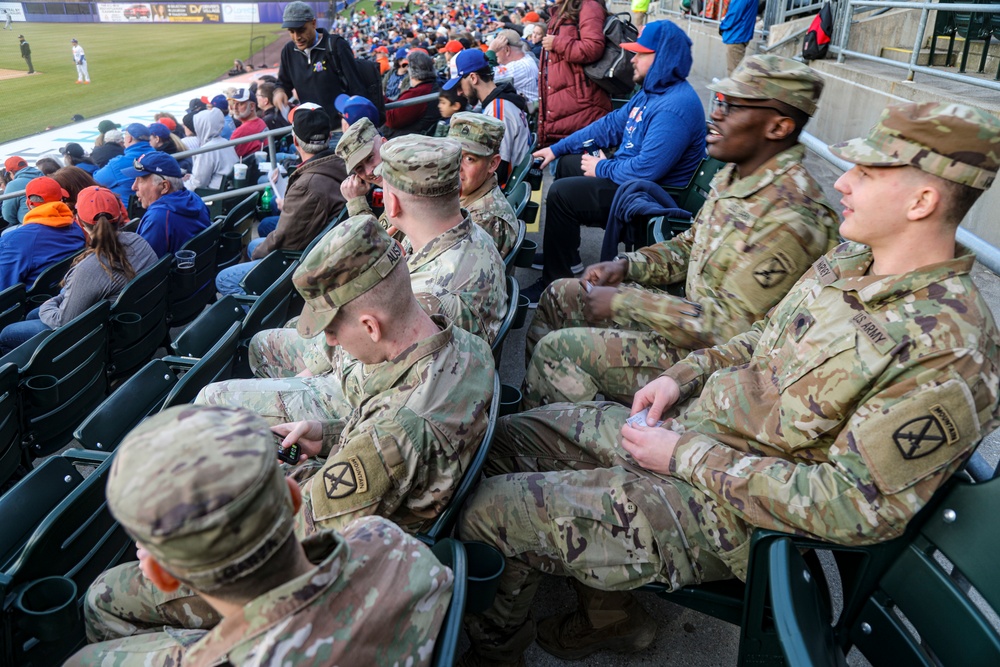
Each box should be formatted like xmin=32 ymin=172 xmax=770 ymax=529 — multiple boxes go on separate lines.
xmin=537 ymin=0 xmax=613 ymax=147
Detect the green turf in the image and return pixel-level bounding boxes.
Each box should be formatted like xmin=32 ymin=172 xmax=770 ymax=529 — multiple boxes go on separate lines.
xmin=0 ymin=23 xmax=284 ymax=144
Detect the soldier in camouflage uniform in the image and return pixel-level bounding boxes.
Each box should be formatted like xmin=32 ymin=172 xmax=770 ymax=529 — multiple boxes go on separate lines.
xmin=249 ymin=134 xmax=507 ymax=378
xmin=457 ymin=101 xmax=1000 ymax=665
xmin=67 ymin=405 xmax=453 ymax=666
xmin=336 ymin=117 xmax=392 ymax=229
xmin=524 ymin=56 xmax=840 ymax=409
xmin=449 ymin=112 xmax=521 ymax=258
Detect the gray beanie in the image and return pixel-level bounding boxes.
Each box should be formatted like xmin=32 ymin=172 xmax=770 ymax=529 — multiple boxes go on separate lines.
xmin=407 ymin=52 xmax=436 ymax=83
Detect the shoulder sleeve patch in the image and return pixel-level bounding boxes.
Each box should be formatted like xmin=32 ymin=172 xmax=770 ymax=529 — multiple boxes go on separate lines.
xmin=727 ymin=243 xmax=812 ymax=314
xmin=853 ymin=374 xmax=980 ymax=495
xmin=306 ymin=432 xmax=391 ymax=526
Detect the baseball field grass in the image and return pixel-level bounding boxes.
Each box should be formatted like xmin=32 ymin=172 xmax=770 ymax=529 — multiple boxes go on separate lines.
xmin=0 ymin=23 xmax=284 ymax=144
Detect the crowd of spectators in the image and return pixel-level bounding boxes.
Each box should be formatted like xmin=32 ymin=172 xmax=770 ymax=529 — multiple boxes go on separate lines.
xmin=4 ymin=2 xmax=1000 ymax=667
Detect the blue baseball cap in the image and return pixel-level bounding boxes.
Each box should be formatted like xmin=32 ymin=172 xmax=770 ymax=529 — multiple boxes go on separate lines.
xmin=124 ymin=123 xmax=150 ymax=140
xmin=395 ymin=47 xmax=409 ymax=61
xmin=621 ymin=20 xmax=668 ymax=54
xmin=120 ymin=152 xmax=183 ymax=179
xmin=148 ymin=123 xmax=172 ymax=140
xmin=335 ymin=94 xmax=380 ymax=127
xmin=443 ymin=49 xmax=490 ymax=90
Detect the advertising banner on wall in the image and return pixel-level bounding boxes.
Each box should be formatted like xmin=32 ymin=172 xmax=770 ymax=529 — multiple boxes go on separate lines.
xmin=97 ymin=3 xmax=152 ymax=22
xmin=0 ymin=2 xmax=26 ymax=22
xmin=221 ymin=2 xmax=258 ymax=23
xmin=98 ymin=3 xmax=220 ymax=23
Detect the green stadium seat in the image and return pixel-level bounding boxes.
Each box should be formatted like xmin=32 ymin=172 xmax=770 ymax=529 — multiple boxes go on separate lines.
xmin=240 ymin=250 xmax=296 ymax=297
xmin=160 ymin=321 xmax=241 ymax=408
xmin=429 ymin=538 xmax=468 ymax=667
xmin=648 ymin=156 xmax=726 ymax=245
xmin=107 ymin=254 xmax=171 ymax=381
xmin=505 ymin=219 xmax=527 ymax=277
xmin=491 ymin=276 xmax=520 ymax=368
xmin=217 ymin=192 xmax=260 ymax=271
xmin=24 ymin=250 xmax=85 ymax=305
xmin=0 ymin=364 xmax=23 ymax=493
xmin=166 ymin=221 xmax=222 ymax=328
xmin=0 ymin=284 xmax=27 ymax=333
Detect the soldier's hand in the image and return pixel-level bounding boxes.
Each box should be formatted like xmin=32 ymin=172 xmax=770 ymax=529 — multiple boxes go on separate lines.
xmin=631 ymin=376 xmax=681 ymax=425
xmin=533 ymin=147 xmax=556 ymax=169
xmin=583 ymin=259 xmax=627 ymax=287
xmin=341 ymin=174 xmax=370 ymax=200
xmin=620 ymin=423 xmax=680 ymax=476
xmin=583 ymin=285 xmax=617 ymax=323
xmin=272 ymin=421 xmax=323 ymax=461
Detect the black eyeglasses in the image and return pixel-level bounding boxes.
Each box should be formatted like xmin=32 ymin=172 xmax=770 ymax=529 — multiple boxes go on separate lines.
xmin=710 ymin=97 xmax=786 ymax=118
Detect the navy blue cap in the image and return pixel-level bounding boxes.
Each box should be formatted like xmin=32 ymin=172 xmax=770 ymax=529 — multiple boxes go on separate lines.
xmin=148 ymin=123 xmax=172 ymax=140
xmin=443 ymin=49 xmax=490 ymax=90
xmin=124 ymin=123 xmax=150 ymax=140
xmin=335 ymin=94 xmax=380 ymax=127
xmin=120 ymin=152 xmax=183 ymax=179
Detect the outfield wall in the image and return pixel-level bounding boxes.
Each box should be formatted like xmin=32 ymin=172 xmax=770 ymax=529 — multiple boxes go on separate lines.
xmin=2 ymin=1 xmax=345 ymax=24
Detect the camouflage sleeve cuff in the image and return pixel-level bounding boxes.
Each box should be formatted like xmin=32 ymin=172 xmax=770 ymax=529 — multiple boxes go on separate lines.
xmin=624 ymin=252 xmax=651 ymax=283
xmin=320 ymin=419 xmax=348 ymax=458
xmin=669 ymin=432 xmax=720 ymax=484
xmin=347 ymin=196 xmax=372 ymax=217
xmin=661 ymin=362 xmax=702 ymax=403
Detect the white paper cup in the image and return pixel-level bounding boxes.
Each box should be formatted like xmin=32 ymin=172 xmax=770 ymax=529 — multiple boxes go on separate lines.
xmin=232 ymin=163 xmax=248 ymax=180
xmin=254 ymin=151 xmax=268 ymax=163
xmin=259 ymin=161 xmax=272 ymax=174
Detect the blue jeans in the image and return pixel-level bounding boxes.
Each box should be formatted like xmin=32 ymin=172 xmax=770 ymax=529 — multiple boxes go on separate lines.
xmin=215 ymin=237 xmax=266 ymax=297
xmin=257 ymin=216 xmax=279 ymax=238
xmin=0 ymin=307 xmax=51 ymax=356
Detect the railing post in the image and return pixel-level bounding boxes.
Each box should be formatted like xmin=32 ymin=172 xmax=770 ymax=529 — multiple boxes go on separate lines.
xmin=268 ymin=135 xmax=276 ymax=165
xmin=836 ymin=0 xmax=853 ymax=62
xmin=906 ymin=7 xmax=930 ymax=81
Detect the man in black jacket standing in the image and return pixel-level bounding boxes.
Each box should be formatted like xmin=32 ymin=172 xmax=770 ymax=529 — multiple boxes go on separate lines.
xmin=19 ymin=35 xmax=33 ymax=74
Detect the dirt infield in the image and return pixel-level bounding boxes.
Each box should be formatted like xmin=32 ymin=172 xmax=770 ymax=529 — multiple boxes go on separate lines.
xmin=0 ymin=68 xmax=32 ymax=81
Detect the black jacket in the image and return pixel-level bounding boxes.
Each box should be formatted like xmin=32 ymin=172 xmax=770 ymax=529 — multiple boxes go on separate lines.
xmin=277 ymin=29 xmax=354 ymax=120
xmin=20 ymin=40 xmax=30 ymax=58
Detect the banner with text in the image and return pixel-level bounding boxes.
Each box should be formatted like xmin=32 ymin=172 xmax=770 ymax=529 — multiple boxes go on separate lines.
xmin=98 ymin=3 xmax=221 ymax=22
xmin=0 ymin=2 xmax=26 ymax=22
xmin=221 ymin=2 xmax=258 ymax=23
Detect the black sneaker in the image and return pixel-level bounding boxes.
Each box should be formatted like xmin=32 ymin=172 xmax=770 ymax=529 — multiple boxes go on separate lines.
xmin=521 ymin=277 xmax=549 ymax=309
xmin=530 ymin=253 xmax=584 ymax=274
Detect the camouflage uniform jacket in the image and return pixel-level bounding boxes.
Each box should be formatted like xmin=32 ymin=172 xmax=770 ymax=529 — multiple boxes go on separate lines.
xmin=298 ymin=316 xmax=496 ymax=536
xmin=460 ymin=173 xmax=519 ymax=259
xmin=659 ymin=242 xmax=1000 ymax=548
xmin=184 ymin=519 xmax=453 ymax=666
xmin=302 ymin=214 xmax=507 ymax=374
xmin=615 ymin=144 xmax=839 ymax=349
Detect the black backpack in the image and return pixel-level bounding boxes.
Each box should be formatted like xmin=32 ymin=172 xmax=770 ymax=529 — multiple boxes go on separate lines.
xmin=584 ymin=12 xmax=639 ymax=97
xmin=325 ymin=33 xmax=388 ymax=125
xmin=802 ymin=3 xmax=834 ymax=61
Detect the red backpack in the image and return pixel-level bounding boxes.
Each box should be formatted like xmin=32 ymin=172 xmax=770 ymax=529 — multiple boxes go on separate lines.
xmin=802 ymin=3 xmax=834 ymax=61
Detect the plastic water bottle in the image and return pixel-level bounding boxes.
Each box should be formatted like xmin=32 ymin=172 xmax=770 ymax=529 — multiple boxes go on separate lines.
xmin=260 ymin=186 xmax=274 ymax=210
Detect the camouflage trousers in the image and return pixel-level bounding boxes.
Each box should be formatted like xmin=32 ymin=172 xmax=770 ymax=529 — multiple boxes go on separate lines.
xmin=248 ymin=326 xmax=334 ymax=378
xmin=459 ymin=402 xmax=748 ymax=662
xmin=195 ymin=374 xmax=351 ymax=425
xmin=524 ymin=278 xmax=687 ymax=409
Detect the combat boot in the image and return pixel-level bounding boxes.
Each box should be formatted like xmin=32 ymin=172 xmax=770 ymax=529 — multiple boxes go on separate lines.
xmin=536 ymin=580 xmax=657 ymax=660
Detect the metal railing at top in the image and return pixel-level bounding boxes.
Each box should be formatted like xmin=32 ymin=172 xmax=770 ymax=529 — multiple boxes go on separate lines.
xmin=799 ymin=130 xmax=1000 ymax=276
xmin=833 ymin=1 xmax=1000 ymax=91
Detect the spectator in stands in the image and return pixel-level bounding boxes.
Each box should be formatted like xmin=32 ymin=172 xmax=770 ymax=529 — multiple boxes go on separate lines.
xmin=243 ymin=136 xmax=507 ymax=379
xmin=383 ymin=51 xmax=441 ymax=138
xmin=211 ymin=94 xmax=235 ymax=140
xmin=0 ymin=177 xmax=85 ymax=292
xmin=215 ymin=106 xmax=347 ymax=296
xmin=186 ymin=108 xmax=239 ymax=192
xmin=179 ymin=113 xmax=199 ymax=151
xmin=227 ymin=88 xmax=267 ymax=158
xmin=59 ymin=143 xmax=98 ymax=175
xmin=443 ymin=39 xmax=464 ymax=77
xmin=537 ymin=0 xmax=612 ymax=147
xmin=35 ymin=158 xmax=61 ymax=176
xmin=153 ymin=112 xmax=183 ymax=139
xmin=383 ymin=47 xmax=411 ymax=101
xmin=256 ymin=81 xmax=290 ymax=130
xmin=449 ymin=113 xmax=520 ymax=258
xmin=92 ymin=120 xmax=119 ymax=149
xmin=148 ymin=122 xmax=192 ymax=173
xmin=525 ymin=20 xmax=706 ymax=303
xmin=68 ymin=405 xmax=454 ymax=667
xmin=335 ymin=118 xmax=389 ymax=229
xmin=721 ymin=0 xmax=758 ymax=74
xmin=489 ymin=29 xmax=539 ymax=107
xmin=94 ymin=123 xmax=154 ymax=203
xmin=436 ymin=87 xmax=469 ymax=135
xmin=524 ymin=56 xmax=839 ymax=409
xmin=273 ymin=2 xmax=363 ymax=121
xmin=335 ymin=93 xmax=380 ymax=133
xmin=456 ymin=100 xmax=1000 ymax=667
xmin=51 ymin=166 xmax=98 ymax=213
xmin=0 ymin=186 xmax=157 ymax=354
xmin=1 ymin=156 xmax=41 ymax=226
xmin=444 ymin=49 xmax=530 ymax=187
xmin=124 ymin=152 xmax=211 ymax=257
xmin=527 ymin=24 xmax=546 ymax=59
xmin=91 ymin=129 xmax=125 ymax=169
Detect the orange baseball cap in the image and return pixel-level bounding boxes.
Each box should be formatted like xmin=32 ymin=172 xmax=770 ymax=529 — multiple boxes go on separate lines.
xmin=25 ymin=177 xmax=69 ymax=204
xmin=4 ymin=156 xmax=27 ymax=173
xmin=75 ymin=186 xmax=128 ymax=224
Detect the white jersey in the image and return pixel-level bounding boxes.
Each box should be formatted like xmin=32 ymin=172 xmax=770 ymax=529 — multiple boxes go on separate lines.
xmin=72 ymin=44 xmax=85 ymax=64
xmin=494 ymin=56 xmax=539 ymax=104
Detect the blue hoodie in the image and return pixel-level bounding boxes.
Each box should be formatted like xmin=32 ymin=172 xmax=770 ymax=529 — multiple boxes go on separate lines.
xmin=137 ymin=189 xmax=212 ymax=258
xmin=0 ymin=201 xmax=85 ymax=291
xmin=1 ymin=166 xmax=43 ymax=225
xmin=551 ymin=21 xmax=706 ymax=188
xmin=94 ymin=140 xmax=153 ymax=203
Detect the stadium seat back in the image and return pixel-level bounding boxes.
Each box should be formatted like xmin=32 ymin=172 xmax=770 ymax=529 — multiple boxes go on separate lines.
xmin=161 ymin=322 xmax=241 ymax=409
xmin=491 ymin=276 xmax=519 ymax=368
xmin=171 ymin=296 xmax=245 ymax=359
xmin=108 ymin=254 xmax=172 ymax=380
xmin=505 ymin=181 xmax=530 ymax=220
xmin=17 ymin=301 xmax=111 ymax=459
xmin=0 ymin=363 xmax=22 ymax=491
xmin=241 ymin=250 xmax=296 ymax=297
xmin=0 ymin=284 xmax=26 ymax=333
xmin=505 ymin=220 xmax=527 ymax=276
xmin=167 ymin=221 xmax=222 ymax=328
xmin=24 ymin=250 xmax=85 ymax=303
xmin=241 ymin=262 xmax=298 ymax=339
xmin=74 ymin=359 xmax=177 ymax=454
xmin=429 ymin=539 xmax=468 ymax=667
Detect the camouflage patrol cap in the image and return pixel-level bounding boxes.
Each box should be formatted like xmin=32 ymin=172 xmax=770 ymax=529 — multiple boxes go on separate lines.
xmin=106 ymin=406 xmax=295 ymax=592
xmin=376 ymin=135 xmax=461 ymax=196
xmin=830 ymin=102 xmax=1000 ymax=190
xmin=293 ymin=214 xmax=404 ymax=338
xmin=448 ymin=112 xmax=505 ymax=157
xmin=335 ymin=117 xmax=379 ymax=173
xmin=707 ymin=54 xmax=824 ymax=116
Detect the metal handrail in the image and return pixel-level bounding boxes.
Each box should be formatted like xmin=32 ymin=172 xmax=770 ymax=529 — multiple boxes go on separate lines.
xmin=835 ymin=0 xmax=1000 ymax=90
xmin=800 ymin=130 xmax=1000 ymax=275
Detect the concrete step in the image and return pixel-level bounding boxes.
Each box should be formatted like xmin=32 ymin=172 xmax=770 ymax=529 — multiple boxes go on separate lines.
xmin=879 ymin=46 xmax=952 ymax=66
xmin=926 ymin=34 xmax=1000 ymax=60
